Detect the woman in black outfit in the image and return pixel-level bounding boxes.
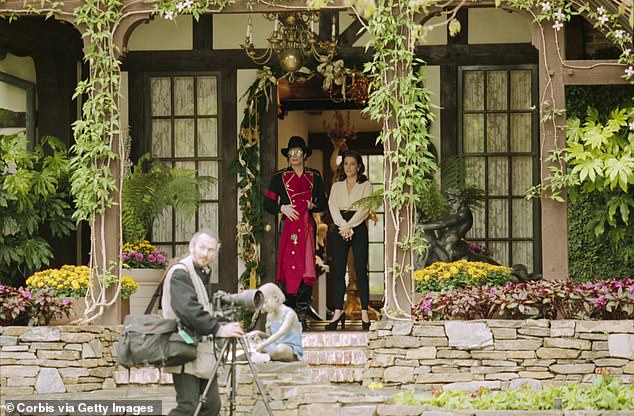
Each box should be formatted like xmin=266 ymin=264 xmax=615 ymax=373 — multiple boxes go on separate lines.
xmin=326 ymin=150 xmax=373 ymax=331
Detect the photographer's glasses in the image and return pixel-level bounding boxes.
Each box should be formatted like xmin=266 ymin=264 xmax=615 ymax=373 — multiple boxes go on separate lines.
xmin=287 ymin=149 xmax=304 ymax=157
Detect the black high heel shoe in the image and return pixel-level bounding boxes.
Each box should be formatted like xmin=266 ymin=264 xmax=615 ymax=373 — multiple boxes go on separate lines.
xmin=361 ymin=320 xmax=371 ymax=331
xmin=325 ymin=312 xmax=346 ymax=331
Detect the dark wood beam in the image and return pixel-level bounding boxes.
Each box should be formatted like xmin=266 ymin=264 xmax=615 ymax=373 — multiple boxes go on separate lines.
xmin=193 ymin=14 xmax=213 ymax=50
xmin=319 ymin=11 xmax=336 ymax=42
xmin=562 ymin=60 xmax=628 ymax=85
xmin=122 ymin=43 xmax=539 ymax=72
xmin=440 ymin=65 xmax=458 ymax=167
xmin=565 ymin=15 xmax=584 ymax=60
xmin=0 ymin=17 xmax=82 ymax=57
xmin=339 ymin=18 xmax=364 ymax=47
xmin=447 ymin=8 xmax=468 ymax=46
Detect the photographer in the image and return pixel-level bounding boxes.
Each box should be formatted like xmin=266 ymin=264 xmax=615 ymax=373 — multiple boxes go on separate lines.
xmin=161 ymin=231 xmax=244 ymax=416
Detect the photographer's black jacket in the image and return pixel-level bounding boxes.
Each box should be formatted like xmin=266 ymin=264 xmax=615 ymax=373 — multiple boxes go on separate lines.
xmin=169 ymin=266 xmax=220 ymax=336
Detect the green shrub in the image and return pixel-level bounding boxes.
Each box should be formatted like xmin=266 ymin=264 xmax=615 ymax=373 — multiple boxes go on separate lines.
xmin=393 ymin=372 xmax=633 ymax=410
xmin=566 ymin=85 xmax=634 ymax=281
xmin=569 ymin=194 xmax=634 ymax=281
xmin=0 ymin=134 xmax=75 ymax=286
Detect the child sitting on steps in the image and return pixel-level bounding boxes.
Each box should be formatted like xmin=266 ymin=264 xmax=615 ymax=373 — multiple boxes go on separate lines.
xmin=248 ymin=283 xmax=303 ymax=361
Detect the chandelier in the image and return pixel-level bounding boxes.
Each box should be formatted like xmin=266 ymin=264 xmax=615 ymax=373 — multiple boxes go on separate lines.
xmin=241 ymin=12 xmax=338 ymax=78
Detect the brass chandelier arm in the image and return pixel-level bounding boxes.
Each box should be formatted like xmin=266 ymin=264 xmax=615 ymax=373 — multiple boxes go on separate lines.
xmin=241 ymin=11 xmax=339 ymax=74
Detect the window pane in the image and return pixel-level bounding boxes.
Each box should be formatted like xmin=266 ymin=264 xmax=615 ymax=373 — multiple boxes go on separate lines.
xmin=467 ymin=207 xmax=486 ymax=240
xmin=175 ymin=160 xmax=196 ymax=171
xmin=489 ymin=241 xmax=509 ymax=266
xmin=488 ymin=199 xmax=508 ymax=238
xmin=488 ymin=157 xmax=508 ymax=196
xmin=174 ymin=119 xmax=195 ymax=158
xmin=368 ymin=243 xmax=384 ymax=271
xmin=368 ymin=155 xmax=384 ymax=183
xmin=487 ymin=114 xmax=507 ymax=152
xmin=465 ymin=157 xmax=485 ymax=190
xmin=197 ymin=76 xmax=218 ymax=116
xmin=463 ymin=71 xmax=484 ymax=111
xmin=175 ymin=208 xmax=196 ymax=242
xmin=150 ymin=77 xmax=171 ymax=117
xmin=512 ymin=198 xmax=533 ymax=239
xmin=510 ymin=70 xmax=532 ymax=110
xmin=369 ymin=272 xmax=384 ymax=297
xmin=510 ymin=114 xmax=532 ymax=152
xmin=152 ymin=208 xmax=173 ymax=243
xmin=511 ymin=156 xmax=532 ymax=196
xmin=199 ymin=202 xmax=219 ymax=237
xmin=175 ymin=244 xmax=189 ymax=258
xmin=152 ymin=119 xmax=171 ymax=158
xmin=198 ymin=118 xmax=218 ymax=157
xmin=199 ymin=161 xmax=219 ymax=200
xmin=463 ymin=114 xmax=484 ymax=153
xmin=174 ymin=77 xmax=195 ymax=116
xmin=487 ymin=71 xmax=507 ymax=111
xmin=512 ymin=241 xmax=533 ymax=271
xmin=368 ymin=213 xmax=384 ymax=242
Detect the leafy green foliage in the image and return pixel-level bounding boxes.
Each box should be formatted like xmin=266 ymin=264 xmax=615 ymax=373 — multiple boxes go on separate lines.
xmin=569 ymin=194 xmax=634 ymax=281
xmin=413 ymin=278 xmax=634 ymax=320
xmin=122 ymin=154 xmax=213 ymax=242
xmin=0 ymin=134 xmax=75 ymax=285
xmin=566 ymin=86 xmax=634 ymax=281
xmin=541 ymin=105 xmax=634 ymax=242
xmin=393 ymin=374 xmax=634 ymax=410
xmin=0 ymin=284 xmax=73 ymax=326
xmin=231 ymin=75 xmax=272 ymax=290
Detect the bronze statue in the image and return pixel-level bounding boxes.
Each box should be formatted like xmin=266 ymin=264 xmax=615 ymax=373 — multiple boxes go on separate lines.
xmin=415 ymin=190 xmax=499 ymax=269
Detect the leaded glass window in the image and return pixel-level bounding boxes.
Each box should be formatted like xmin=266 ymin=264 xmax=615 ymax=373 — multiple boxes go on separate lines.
xmin=147 ymin=73 xmax=221 ymax=279
xmin=459 ymin=66 xmax=540 ymax=272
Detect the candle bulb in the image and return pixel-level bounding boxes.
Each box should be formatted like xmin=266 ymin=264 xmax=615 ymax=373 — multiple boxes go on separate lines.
xmin=274 ymin=18 xmax=279 ymax=32
xmin=247 ymin=17 xmax=252 ymax=41
xmin=311 ymin=17 xmax=315 ymax=33
xmin=331 ymin=15 xmax=336 ymax=39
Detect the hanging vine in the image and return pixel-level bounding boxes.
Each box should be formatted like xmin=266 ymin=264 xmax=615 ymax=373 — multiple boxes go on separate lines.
xmin=359 ymin=0 xmax=438 ymax=317
xmin=232 ymin=68 xmax=276 ymax=290
xmin=0 ymin=0 xmax=631 ymax=321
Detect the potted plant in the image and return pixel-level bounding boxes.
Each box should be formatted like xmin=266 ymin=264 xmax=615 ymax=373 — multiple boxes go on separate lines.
xmin=24 ymin=265 xmax=138 ymax=324
xmin=121 ymin=154 xmax=213 ymax=314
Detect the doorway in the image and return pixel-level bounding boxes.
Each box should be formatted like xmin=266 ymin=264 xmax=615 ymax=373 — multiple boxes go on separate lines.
xmin=274 ymin=107 xmax=384 ymax=321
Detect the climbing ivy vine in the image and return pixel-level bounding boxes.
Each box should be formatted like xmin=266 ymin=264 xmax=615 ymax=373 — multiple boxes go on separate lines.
xmin=0 ymin=0 xmax=632 ymax=319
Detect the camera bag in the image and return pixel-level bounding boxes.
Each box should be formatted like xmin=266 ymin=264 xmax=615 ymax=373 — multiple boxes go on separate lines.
xmin=116 ymin=314 xmax=197 ymax=368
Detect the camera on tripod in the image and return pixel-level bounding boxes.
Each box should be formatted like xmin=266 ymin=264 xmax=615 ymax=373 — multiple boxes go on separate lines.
xmin=210 ymin=289 xmax=263 ymax=322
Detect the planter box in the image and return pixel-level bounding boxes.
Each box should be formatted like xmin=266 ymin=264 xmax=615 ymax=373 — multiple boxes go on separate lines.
xmin=124 ymin=268 xmax=165 ymax=315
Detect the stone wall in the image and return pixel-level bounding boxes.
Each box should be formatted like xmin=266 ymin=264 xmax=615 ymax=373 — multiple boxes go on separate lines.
xmin=363 ymin=320 xmax=634 ymax=392
xmin=0 ymin=326 xmax=122 ymax=395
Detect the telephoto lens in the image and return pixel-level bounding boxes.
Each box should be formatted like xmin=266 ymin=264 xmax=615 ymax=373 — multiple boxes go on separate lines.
xmin=219 ymin=289 xmax=263 ymax=311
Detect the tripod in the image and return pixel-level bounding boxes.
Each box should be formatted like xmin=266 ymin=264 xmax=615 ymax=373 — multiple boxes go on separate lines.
xmin=194 ymin=337 xmax=273 ymax=416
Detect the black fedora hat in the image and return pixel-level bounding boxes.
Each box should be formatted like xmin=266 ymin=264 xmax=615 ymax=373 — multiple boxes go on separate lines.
xmin=281 ymin=136 xmax=312 ymax=158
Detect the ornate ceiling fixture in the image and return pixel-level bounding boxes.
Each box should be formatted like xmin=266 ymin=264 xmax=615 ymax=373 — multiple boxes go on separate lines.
xmin=241 ymin=12 xmax=339 ymax=79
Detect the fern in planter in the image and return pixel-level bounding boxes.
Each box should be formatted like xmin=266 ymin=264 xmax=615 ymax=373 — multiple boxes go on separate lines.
xmin=122 ymin=154 xmax=214 ymax=242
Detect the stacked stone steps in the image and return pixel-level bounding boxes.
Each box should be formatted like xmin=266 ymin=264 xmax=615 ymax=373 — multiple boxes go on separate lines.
xmin=228 ymin=361 xmax=397 ymax=416
xmin=301 ymin=331 xmax=369 ymax=383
